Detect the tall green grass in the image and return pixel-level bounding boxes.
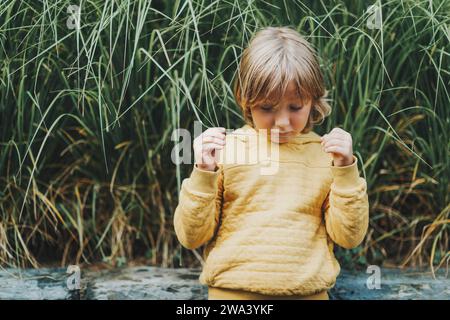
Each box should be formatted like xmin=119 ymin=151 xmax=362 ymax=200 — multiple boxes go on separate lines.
xmin=0 ymin=0 xmax=448 ymax=271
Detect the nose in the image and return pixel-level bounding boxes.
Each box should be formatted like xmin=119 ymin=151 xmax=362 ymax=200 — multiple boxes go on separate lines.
xmin=274 ymin=110 xmax=290 ymax=129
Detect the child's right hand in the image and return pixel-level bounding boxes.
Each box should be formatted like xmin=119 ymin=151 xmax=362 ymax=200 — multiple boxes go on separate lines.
xmin=194 ymin=127 xmax=226 ymax=171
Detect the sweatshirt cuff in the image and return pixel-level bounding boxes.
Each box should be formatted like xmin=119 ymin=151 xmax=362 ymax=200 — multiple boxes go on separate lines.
xmin=188 ymin=165 xmax=221 ymax=194
xmin=330 ymin=155 xmax=361 ymax=189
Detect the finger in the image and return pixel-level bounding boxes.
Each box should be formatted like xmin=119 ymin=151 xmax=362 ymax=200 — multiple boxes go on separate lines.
xmin=203 ymin=132 xmax=226 ymax=140
xmin=201 ymin=143 xmax=224 ymax=152
xmin=321 ymin=135 xmax=350 ymax=148
xmin=205 ymin=127 xmax=226 ymax=135
xmin=323 ymin=126 xmax=350 ymax=136
xmin=202 ymin=147 xmax=223 ymax=164
xmin=330 ymin=127 xmax=350 ymax=136
xmin=321 ymin=131 xmax=348 ymax=142
xmin=322 ymin=138 xmax=351 ymax=149
xmin=322 ymin=135 xmax=351 ymax=144
xmin=199 ymin=153 xmax=216 ymax=165
xmin=194 ymin=133 xmax=225 ymax=147
xmin=201 ymin=132 xmax=226 ymax=143
xmin=320 ymin=138 xmax=352 ymax=148
xmin=201 ymin=135 xmax=226 ymax=145
xmin=323 ymin=145 xmax=346 ymax=155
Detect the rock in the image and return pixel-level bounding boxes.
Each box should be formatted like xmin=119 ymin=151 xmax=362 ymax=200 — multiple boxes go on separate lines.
xmin=329 ymin=268 xmax=449 ymax=300
xmin=0 ymin=266 xmax=448 ymax=300
xmin=84 ymin=267 xmax=206 ymax=300
xmin=0 ymin=268 xmax=70 ymax=300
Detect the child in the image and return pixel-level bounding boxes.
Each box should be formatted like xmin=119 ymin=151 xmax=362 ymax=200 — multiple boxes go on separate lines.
xmin=173 ymin=27 xmax=369 ymax=300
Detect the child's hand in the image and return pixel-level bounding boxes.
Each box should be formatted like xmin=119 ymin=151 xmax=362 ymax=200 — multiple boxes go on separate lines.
xmin=320 ymin=128 xmax=354 ymax=167
xmin=194 ymin=127 xmax=226 ymax=171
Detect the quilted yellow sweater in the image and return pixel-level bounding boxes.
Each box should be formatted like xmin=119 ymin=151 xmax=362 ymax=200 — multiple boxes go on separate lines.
xmin=173 ymin=124 xmax=369 ymax=296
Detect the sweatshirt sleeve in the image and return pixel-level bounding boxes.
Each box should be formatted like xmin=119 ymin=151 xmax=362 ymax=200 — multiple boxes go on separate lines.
xmin=173 ymin=165 xmax=224 ymax=250
xmin=322 ymin=155 xmax=369 ymax=249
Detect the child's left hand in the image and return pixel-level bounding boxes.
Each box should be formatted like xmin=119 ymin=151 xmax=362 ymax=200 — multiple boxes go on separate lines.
xmin=320 ymin=128 xmax=354 ymax=167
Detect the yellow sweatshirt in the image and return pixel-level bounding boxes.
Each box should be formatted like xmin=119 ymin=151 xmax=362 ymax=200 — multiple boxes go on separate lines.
xmin=173 ymin=124 xmax=369 ymax=296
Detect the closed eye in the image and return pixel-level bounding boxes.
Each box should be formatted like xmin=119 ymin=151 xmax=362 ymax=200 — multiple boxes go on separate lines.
xmin=260 ymin=105 xmax=274 ymax=112
xmin=290 ymin=105 xmax=303 ymax=111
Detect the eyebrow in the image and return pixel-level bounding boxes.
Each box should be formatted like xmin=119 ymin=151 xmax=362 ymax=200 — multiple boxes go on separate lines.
xmin=260 ymin=102 xmax=303 ymax=108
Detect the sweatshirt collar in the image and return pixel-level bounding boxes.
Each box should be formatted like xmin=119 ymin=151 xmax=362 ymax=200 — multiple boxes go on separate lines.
xmin=228 ymin=124 xmax=322 ymax=146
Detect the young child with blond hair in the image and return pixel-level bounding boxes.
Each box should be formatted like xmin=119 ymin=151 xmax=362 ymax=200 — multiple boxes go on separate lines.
xmin=174 ymin=26 xmax=369 ymax=300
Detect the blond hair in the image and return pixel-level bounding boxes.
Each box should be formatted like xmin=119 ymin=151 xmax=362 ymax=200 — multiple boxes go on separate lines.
xmin=233 ymin=26 xmax=331 ymax=132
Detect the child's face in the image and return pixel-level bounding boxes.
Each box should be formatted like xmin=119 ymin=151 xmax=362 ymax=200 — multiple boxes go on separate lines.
xmin=250 ymin=81 xmax=312 ymax=144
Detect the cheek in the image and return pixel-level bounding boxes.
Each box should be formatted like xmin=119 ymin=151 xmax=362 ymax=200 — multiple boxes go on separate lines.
xmin=290 ymin=111 xmax=309 ymax=129
xmin=252 ymin=112 xmax=273 ymax=129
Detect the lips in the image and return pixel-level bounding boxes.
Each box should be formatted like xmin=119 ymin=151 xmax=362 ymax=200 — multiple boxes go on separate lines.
xmin=270 ymin=129 xmax=289 ymax=133
xmin=273 ymin=131 xmax=291 ymax=136
xmin=269 ymin=129 xmax=293 ymax=141
xmin=270 ymin=132 xmax=291 ymax=142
